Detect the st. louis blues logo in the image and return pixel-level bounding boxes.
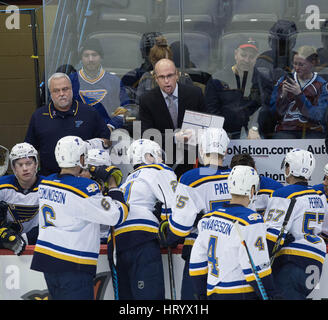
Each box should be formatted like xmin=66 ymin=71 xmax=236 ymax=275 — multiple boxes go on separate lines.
xmin=79 ymin=90 xmax=107 ymax=106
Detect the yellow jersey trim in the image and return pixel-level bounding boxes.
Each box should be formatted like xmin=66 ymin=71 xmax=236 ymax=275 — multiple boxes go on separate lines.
xmin=34 ymin=246 xmax=97 ymax=266
xmin=41 ymin=180 xmax=89 ymax=198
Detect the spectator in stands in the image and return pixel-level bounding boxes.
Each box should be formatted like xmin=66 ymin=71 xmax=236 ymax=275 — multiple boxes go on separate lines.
xmin=121 ymin=31 xmax=163 ymax=104
xmin=270 ymin=45 xmax=328 ymax=139
xmin=136 ymin=36 xmax=193 ymax=104
xmin=205 ymin=37 xmax=260 ymax=139
xmin=25 ymin=72 xmax=111 ymax=176
xmin=171 ymin=41 xmax=211 ymax=93
xmin=252 ymin=20 xmax=298 ymax=138
xmin=316 ymin=19 xmax=328 ymax=81
xmin=70 ymin=38 xmax=130 ymax=131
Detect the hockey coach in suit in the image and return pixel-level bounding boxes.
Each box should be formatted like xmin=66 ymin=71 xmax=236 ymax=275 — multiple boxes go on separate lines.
xmin=139 ymin=58 xmax=205 ymax=178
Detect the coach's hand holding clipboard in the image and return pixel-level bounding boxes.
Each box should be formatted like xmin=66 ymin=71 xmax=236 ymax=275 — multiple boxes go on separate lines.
xmin=180 ymin=110 xmax=225 ymax=146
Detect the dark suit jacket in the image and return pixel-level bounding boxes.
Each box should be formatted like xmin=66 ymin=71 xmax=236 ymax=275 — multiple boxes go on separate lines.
xmin=139 ymin=82 xmax=205 ymax=177
xmin=139 ymin=82 xmax=204 ymax=133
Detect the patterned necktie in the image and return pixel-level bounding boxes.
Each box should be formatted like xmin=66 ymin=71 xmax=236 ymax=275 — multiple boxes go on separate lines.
xmin=167 ymin=95 xmax=178 ymax=128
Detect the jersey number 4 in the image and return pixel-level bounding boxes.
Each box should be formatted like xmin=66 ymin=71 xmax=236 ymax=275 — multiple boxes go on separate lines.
xmin=208 ymin=236 xmax=219 ymax=277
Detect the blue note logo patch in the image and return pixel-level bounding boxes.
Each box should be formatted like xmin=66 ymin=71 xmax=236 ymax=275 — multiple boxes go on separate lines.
xmin=75 ymin=120 xmax=84 ymax=128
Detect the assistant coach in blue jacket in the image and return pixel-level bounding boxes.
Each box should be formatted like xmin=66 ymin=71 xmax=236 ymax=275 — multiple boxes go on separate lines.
xmin=25 ymin=72 xmax=111 ymax=176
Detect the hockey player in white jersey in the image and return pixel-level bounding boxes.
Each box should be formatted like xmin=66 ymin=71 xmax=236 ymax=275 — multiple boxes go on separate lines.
xmin=189 ymin=165 xmax=277 ymax=300
xmin=313 ymin=163 xmax=328 ymax=242
xmin=313 ymin=163 xmax=328 ymax=201
xmin=230 ymin=153 xmax=283 ymax=215
xmin=81 ymin=148 xmax=115 ymax=243
xmin=160 ymin=127 xmax=232 ymax=299
xmin=31 ymin=136 xmax=128 ymax=300
xmin=0 ymin=142 xmax=44 ymax=255
xmin=111 ymin=138 xmax=177 ymax=300
xmin=264 ymin=148 xmax=327 ymax=299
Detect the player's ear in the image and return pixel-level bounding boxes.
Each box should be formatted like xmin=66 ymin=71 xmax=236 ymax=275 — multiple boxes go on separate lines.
xmin=250 ymin=185 xmax=256 ymax=198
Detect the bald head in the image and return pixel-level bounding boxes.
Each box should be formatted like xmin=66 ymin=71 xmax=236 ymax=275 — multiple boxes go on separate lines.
xmin=154 ymin=58 xmax=178 ymax=95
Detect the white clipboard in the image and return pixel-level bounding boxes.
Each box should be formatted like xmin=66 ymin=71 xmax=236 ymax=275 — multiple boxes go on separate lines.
xmin=181 ymin=110 xmax=225 ymax=146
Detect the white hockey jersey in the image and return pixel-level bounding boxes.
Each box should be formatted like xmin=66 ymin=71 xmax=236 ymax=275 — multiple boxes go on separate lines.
xmin=189 ymin=204 xmax=274 ymax=299
xmin=0 ymin=174 xmax=44 ymax=236
xmin=31 ymin=173 xmax=128 ymax=274
xmin=249 ymin=176 xmax=283 ymax=215
xmin=110 ymin=163 xmax=177 ymax=252
xmin=169 ymin=166 xmax=231 ymax=257
xmin=264 ymin=182 xmax=327 ymax=270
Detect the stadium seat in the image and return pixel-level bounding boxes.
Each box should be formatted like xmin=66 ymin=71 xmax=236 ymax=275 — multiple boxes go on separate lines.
xmin=86 ymin=32 xmax=143 ymax=78
xmin=163 ymin=32 xmax=213 ymax=72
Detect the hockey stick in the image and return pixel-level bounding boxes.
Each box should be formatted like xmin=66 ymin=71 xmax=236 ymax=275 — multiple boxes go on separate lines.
xmin=270 ymin=197 xmax=296 ymax=266
xmin=0 ymin=145 xmax=9 ymax=177
xmin=234 ymin=221 xmax=269 ymax=300
xmin=109 ymin=226 xmax=119 ymax=300
xmin=102 ymin=186 xmax=119 ymax=300
xmin=158 ymin=184 xmax=177 ymax=300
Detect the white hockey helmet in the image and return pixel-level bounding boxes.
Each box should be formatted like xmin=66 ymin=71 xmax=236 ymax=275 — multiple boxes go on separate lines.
xmin=198 ymin=127 xmax=230 ymax=159
xmin=55 ymin=136 xmax=87 ymax=168
xmin=281 ymin=148 xmax=315 ymax=180
xmin=324 ymin=163 xmax=328 ymax=176
xmin=85 ymin=149 xmax=111 ymax=167
xmin=127 ymin=139 xmax=164 ymax=165
xmin=228 ymin=165 xmax=259 ymax=198
xmin=9 ymin=142 xmax=38 ymax=170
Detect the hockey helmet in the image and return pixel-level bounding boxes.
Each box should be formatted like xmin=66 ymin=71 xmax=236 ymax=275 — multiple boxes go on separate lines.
xmin=55 ymin=136 xmax=87 ymax=169
xmin=85 ymin=148 xmax=112 ymax=167
xmin=228 ymin=165 xmax=259 ymax=198
xmin=281 ymin=148 xmax=315 ymax=180
xmin=321 ymin=19 xmax=328 ymax=48
xmin=127 ymin=139 xmax=164 ymax=165
xmin=9 ymin=142 xmax=38 ymax=170
xmin=198 ymin=127 xmax=230 ymax=159
xmin=140 ymin=32 xmax=162 ymax=59
xmin=268 ymin=19 xmax=297 ymax=51
xmin=323 ymin=163 xmax=328 ymax=176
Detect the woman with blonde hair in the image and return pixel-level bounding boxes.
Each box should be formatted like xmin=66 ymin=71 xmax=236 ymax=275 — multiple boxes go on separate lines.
xmin=270 ymin=45 xmax=328 ymax=139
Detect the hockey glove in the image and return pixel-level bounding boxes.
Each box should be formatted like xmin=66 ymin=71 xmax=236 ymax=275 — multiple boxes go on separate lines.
xmin=158 ymin=219 xmax=169 ymax=248
xmin=0 ymin=225 xmax=26 ymax=255
xmin=89 ymin=165 xmax=123 ymax=186
xmin=284 ymin=232 xmax=295 ymax=246
xmin=109 ymin=115 xmax=124 ymax=130
xmin=193 ymin=210 xmax=205 ymax=227
xmin=0 ymin=201 xmax=8 ymax=226
xmin=152 ymin=201 xmax=163 ymax=222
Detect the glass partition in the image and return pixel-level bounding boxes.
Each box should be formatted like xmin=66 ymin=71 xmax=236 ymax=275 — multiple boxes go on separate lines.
xmin=43 ymin=0 xmax=328 ymax=141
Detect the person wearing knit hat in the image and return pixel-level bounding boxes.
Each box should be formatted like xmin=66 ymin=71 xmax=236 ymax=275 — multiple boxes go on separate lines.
xmin=70 ymin=37 xmax=130 ymax=131
xmin=79 ymin=38 xmax=104 ymax=59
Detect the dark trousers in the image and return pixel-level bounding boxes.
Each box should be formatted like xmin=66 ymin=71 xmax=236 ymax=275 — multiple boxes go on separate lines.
xmin=115 ymin=240 xmax=165 ymax=300
xmin=274 ymin=262 xmax=314 ymax=299
xmin=44 ymin=271 xmax=94 ymax=300
xmin=181 ymin=258 xmax=196 ymax=300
